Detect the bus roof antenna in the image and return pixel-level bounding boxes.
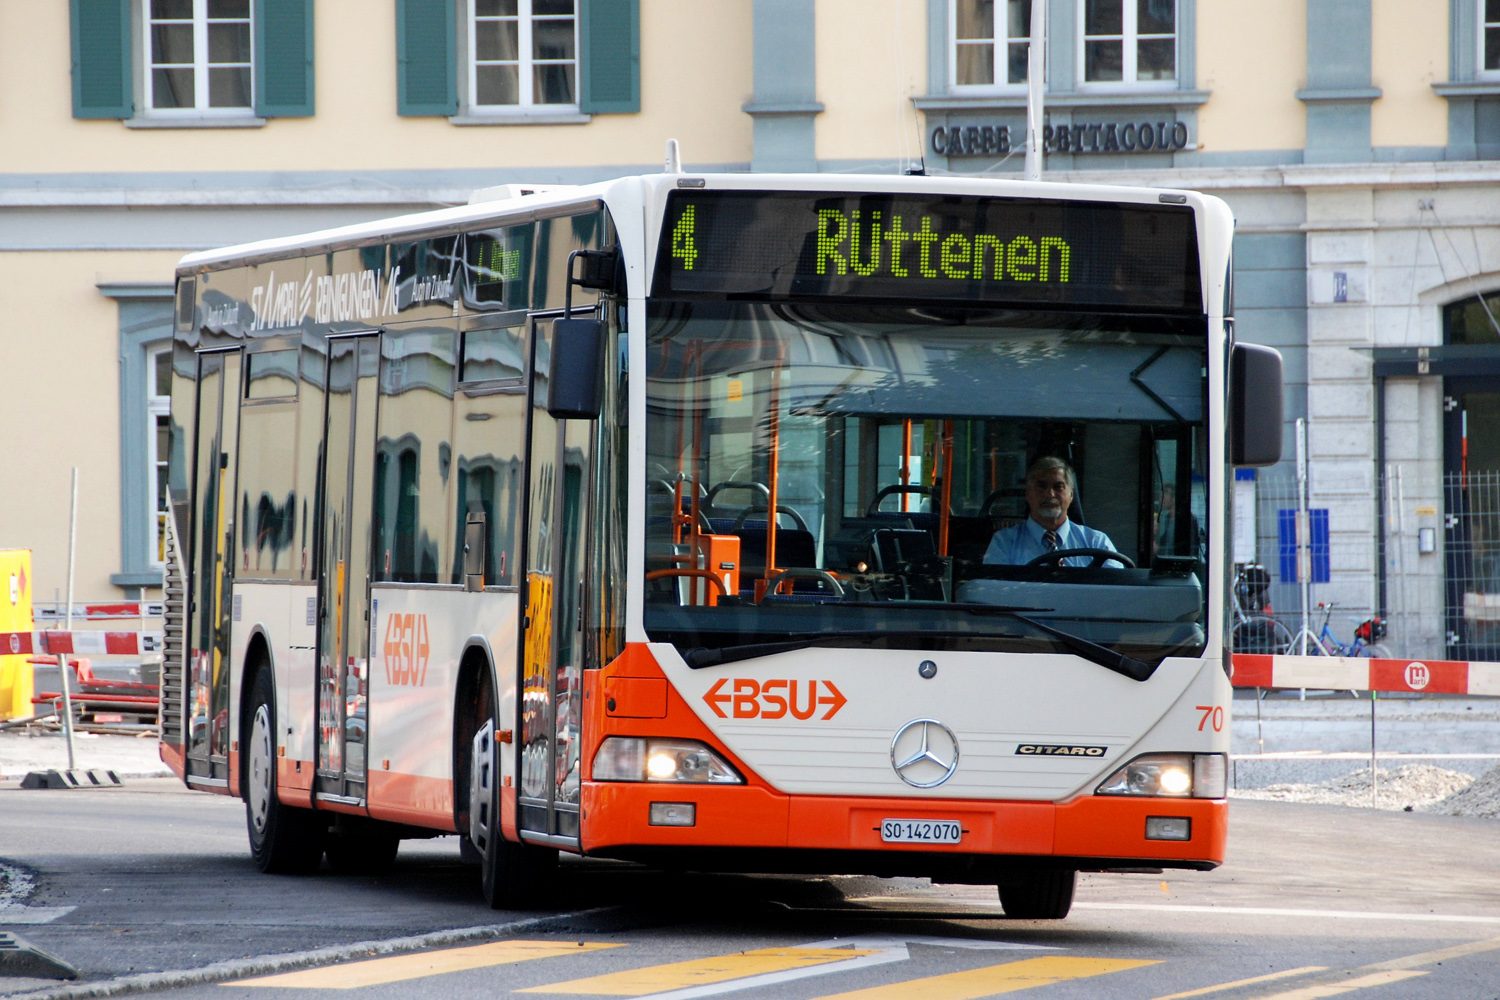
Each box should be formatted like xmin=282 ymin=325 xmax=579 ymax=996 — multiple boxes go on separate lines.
xmin=664 ymin=138 xmax=683 ymax=174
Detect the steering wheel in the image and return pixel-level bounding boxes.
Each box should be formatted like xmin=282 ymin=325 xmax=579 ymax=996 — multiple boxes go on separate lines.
xmin=1024 ymin=547 xmax=1137 ymax=569
xmin=730 ymin=504 xmax=810 ymax=534
xmin=867 ymin=485 xmax=934 ymax=517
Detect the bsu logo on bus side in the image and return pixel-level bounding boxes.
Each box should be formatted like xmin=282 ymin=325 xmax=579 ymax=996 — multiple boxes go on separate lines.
xmin=702 ymin=678 xmax=847 ymax=721
xmin=383 ymin=613 xmax=430 ymax=687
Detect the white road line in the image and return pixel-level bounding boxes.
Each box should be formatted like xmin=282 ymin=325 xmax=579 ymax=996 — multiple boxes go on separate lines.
xmin=0 ymin=904 xmax=76 ymax=925
xmin=627 ymin=935 xmax=1056 ymax=1000
xmin=1075 ymin=903 xmax=1500 ymax=925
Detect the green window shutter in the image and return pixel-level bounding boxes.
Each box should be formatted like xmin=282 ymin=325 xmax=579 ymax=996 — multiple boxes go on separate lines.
xmin=397 ymin=0 xmax=457 ymax=116
xmin=580 ymin=0 xmax=639 ymax=114
xmin=255 ymin=0 xmax=315 ymax=117
xmin=70 ymin=0 xmax=132 ymax=119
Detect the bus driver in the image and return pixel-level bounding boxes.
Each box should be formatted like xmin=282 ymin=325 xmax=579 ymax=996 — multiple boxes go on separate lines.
xmin=983 ymin=457 xmax=1124 ymax=567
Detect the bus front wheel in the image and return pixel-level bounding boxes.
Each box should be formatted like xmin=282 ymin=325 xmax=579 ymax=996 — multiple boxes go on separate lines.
xmin=245 ymin=668 xmax=325 ymax=874
xmin=998 ymin=869 xmax=1075 ymax=919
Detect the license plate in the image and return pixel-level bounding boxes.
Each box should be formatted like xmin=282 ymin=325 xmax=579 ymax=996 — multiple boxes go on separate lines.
xmin=880 ymin=819 xmax=962 ymax=844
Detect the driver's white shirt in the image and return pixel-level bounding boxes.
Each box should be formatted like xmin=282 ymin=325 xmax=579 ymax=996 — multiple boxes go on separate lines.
xmin=983 ymin=517 xmax=1120 ymax=567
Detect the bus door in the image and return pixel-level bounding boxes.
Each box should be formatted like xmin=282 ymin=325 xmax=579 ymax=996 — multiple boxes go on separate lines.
xmin=315 ymin=334 xmax=380 ymax=803
xmin=186 ymin=348 xmax=242 ymax=788
xmin=519 ymin=316 xmax=593 ymax=845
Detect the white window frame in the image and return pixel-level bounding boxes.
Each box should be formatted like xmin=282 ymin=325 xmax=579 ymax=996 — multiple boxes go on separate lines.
xmin=1076 ymin=0 xmax=1177 ymax=91
xmin=142 ymin=0 xmax=256 ymax=117
xmin=1482 ymin=0 xmax=1500 ymax=79
xmin=467 ymin=0 xmax=580 ymax=114
xmin=949 ymin=0 xmax=1033 ymax=94
xmin=146 ymin=344 xmax=172 ymax=569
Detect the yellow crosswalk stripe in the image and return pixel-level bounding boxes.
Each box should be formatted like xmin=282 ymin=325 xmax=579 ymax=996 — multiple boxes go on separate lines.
xmin=1359 ymin=933 xmax=1500 ymax=972
xmin=517 ymin=947 xmax=883 ymax=996
xmin=810 ymin=956 xmax=1158 ymax=1000
xmin=228 ymin=940 xmax=622 ymax=990
xmin=1248 ymin=969 xmax=1428 ymax=999
xmin=1151 ymin=966 xmax=1328 ymax=999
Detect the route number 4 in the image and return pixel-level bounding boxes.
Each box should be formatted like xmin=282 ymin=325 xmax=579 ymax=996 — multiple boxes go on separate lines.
xmin=1196 ymin=705 xmax=1224 ymax=732
xmin=671 ymin=205 xmax=698 ymax=270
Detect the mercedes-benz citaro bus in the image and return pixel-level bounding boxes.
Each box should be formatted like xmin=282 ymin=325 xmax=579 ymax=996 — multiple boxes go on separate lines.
xmin=160 ymin=167 xmax=1282 ymax=919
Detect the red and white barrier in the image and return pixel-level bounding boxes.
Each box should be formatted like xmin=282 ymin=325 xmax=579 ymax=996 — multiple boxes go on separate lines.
xmin=32 ymin=602 xmax=164 ymax=622
xmin=0 ymin=630 xmax=162 ymax=657
xmin=1233 ymin=653 xmax=1500 ymax=696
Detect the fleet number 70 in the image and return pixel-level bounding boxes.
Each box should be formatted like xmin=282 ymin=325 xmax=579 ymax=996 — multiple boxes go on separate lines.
xmin=1195 ymin=705 xmax=1224 ymax=733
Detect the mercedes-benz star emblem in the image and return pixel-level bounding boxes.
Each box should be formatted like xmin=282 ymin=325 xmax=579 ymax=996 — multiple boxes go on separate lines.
xmin=890 ymin=718 xmax=960 ymax=788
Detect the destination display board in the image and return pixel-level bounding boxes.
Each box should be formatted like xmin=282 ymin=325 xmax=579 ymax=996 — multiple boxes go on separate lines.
xmin=651 ymin=190 xmax=1203 ymax=313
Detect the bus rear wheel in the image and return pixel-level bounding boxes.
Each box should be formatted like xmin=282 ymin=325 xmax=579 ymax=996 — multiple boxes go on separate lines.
xmin=245 ymin=669 xmax=324 ymax=874
xmin=998 ymin=869 xmax=1076 ymax=919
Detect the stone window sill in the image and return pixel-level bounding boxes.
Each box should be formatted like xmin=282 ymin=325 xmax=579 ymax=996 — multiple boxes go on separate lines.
xmin=124 ymin=116 xmax=267 ymax=129
xmin=449 ymin=112 xmax=591 ymax=126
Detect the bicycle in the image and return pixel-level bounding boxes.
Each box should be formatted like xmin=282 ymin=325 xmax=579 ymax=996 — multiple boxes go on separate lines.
xmin=1229 ymin=564 xmax=1296 ymax=655
xmin=1302 ymin=602 xmax=1391 ymax=658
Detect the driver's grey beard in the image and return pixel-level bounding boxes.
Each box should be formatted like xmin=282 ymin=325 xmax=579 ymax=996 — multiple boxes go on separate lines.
xmin=1038 ymin=501 xmax=1064 ymax=518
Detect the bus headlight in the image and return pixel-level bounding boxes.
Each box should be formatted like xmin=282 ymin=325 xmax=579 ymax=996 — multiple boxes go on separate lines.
xmin=592 ymin=737 xmax=743 ymax=784
xmin=1095 ymin=753 xmax=1226 ymax=799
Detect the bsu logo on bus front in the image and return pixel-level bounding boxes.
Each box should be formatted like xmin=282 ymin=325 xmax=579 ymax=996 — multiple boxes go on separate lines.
xmin=702 ymin=677 xmax=847 ymax=721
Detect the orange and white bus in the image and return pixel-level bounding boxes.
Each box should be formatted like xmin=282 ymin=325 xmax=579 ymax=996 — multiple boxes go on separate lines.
xmin=161 ymin=169 xmax=1282 ymax=919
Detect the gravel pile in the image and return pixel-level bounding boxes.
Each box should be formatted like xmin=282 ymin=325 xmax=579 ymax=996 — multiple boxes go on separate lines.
xmin=1419 ymin=763 xmax=1500 ymax=819
xmin=1231 ymin=764 xmax=1475 ymax=812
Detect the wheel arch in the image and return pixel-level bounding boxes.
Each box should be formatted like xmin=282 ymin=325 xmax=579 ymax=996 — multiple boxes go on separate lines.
xmin=239 ymin=628 xmax=275 ymax=801
xmin=452 ymin=636 xmax=501 ymax=839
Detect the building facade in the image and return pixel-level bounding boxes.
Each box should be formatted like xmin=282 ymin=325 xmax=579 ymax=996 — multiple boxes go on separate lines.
xmin=2 ymin=0 xmax=1496 ymax=659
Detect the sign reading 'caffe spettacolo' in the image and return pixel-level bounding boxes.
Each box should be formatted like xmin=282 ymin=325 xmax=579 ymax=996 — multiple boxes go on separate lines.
xmin=932 ymin=119 xmax=1191 ymax=158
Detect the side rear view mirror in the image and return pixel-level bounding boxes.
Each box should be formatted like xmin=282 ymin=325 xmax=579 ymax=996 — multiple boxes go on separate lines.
xmin=1230 ymin=342 xmax=1284 ymax=467
xmin=547 ymin=317 xmax=604 ymax=420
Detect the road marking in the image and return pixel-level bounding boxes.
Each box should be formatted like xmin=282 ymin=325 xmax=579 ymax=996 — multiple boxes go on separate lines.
xmin=809 ymin=956 xmax=1158 ymax=1000
xmin=229 ymin=940 xmax=620 ymax=989
xmin=1358 ymin=933 xmax=1500 ymax=971
xmin=1075 ymin=902 xmax=1500 ymax=925
xmin=1150 ymin=967 xmax=1328 ymax=999
xmin=1249 ymin=969 xmax=1428 ymax=999
xmin=518 ymin=948 xmax=882 ymax=996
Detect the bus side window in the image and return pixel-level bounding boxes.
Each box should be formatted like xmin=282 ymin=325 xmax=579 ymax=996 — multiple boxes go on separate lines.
xmin=452 ymin=386 xmax=526 ymax=587
xmin=373 ymin=326 xmax=456 ymax=584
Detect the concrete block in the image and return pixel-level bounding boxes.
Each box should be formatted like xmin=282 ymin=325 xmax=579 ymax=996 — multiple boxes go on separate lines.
xmin=1307 ymin=383 xmax=1372 ymax=419
xmin=1309 ymin=421 xmax=1372 ymax=456
xmin=1308 ymin=344 xmax=1372 ymax=380
xmin=1372 ymin=228 xmax=1437 ymax=269
xmin=1309 ymin=268 xmax=1370 ymax=305
xmin=1238 ymin=270 xmax=1307 ymax=310
xmin=1371 ymin=303 xmax=1426 ymax=345
xmin=1308 ymin=231 xmax=1372 ymax=265
xmin=1238 ymin=308 xmax=1308 ymax=348
xmin=1307 ymin=306 xmax=1373 ymax=341
xmin=1305 ymin=188 xmax=1374 ymax=227
xmin=1235 ymin=232 xmax=1307 ymax=271
xmin=1310 ymin=460 xmax=1372 ymax=495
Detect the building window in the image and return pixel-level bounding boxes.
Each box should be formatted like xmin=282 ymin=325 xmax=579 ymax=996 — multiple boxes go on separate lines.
xmin=469 ymin=0 xmax=578 ymax=111
xmin=147 ymin=345 xmax=173 ymax=567
xmin=1485 ymin=0 xmax=1500 ymax=74
xmin=1080 ymin=0 xmax=1175 ymax=85
xmin=951 ymin=0 xmax=1033 ymax=90
xmin=144 ymin=0 xmax=254 ymax=114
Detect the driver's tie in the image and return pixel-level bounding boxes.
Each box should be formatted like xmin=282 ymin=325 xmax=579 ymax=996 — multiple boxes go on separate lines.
xmin=1044 ymin=529 xmax=1060 ymax=551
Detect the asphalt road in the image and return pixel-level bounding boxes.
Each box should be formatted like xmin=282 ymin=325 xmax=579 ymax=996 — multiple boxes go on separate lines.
xmin=3 ymin=779 xmax=1500 ymax=999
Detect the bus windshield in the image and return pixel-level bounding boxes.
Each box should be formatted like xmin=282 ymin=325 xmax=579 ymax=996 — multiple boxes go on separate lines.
xmin=643 ymin=300 xmax=1210 ymax=666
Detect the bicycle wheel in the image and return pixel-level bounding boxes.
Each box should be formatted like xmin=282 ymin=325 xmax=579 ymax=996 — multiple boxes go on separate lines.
xmin=1360 ymin=643 xmax=1392 ymax=659
xmin=1232 ymin=616 xmax=1296 ymax=655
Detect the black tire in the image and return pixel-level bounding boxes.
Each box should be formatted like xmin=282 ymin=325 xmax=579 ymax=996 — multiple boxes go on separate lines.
xmin=481 ymin=832 xmax=558 ymax=910
xmin=325 ymin=831 xmax=400 ymax=875
xmin=999 ymin=869 xmax=1076 ymax=919
xmin=245 ymin=668 xmax=324 ymax=874
xmin=1232 ymin=615 xmax=1295 ymax=655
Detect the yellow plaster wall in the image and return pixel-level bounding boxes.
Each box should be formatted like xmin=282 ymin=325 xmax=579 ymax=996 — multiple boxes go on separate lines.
xmin=0 ymin=1 xmax=753 ymax=174
xmin=1196 ymin=0 xmax=1307 ymax=152
xmin=0 ymin=251 xmax=183 ymax=600
xmin=1370 ymin=0 xmax=1447 ymax=148
xmin=815 ymin=0 xmax=927 ymax=164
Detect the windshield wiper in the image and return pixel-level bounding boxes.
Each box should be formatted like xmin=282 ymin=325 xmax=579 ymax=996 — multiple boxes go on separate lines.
xmin=966 ymin=607 xmax=1156 ymax=682
xmin=682 ymin=607 xmax=1053 ymax=668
